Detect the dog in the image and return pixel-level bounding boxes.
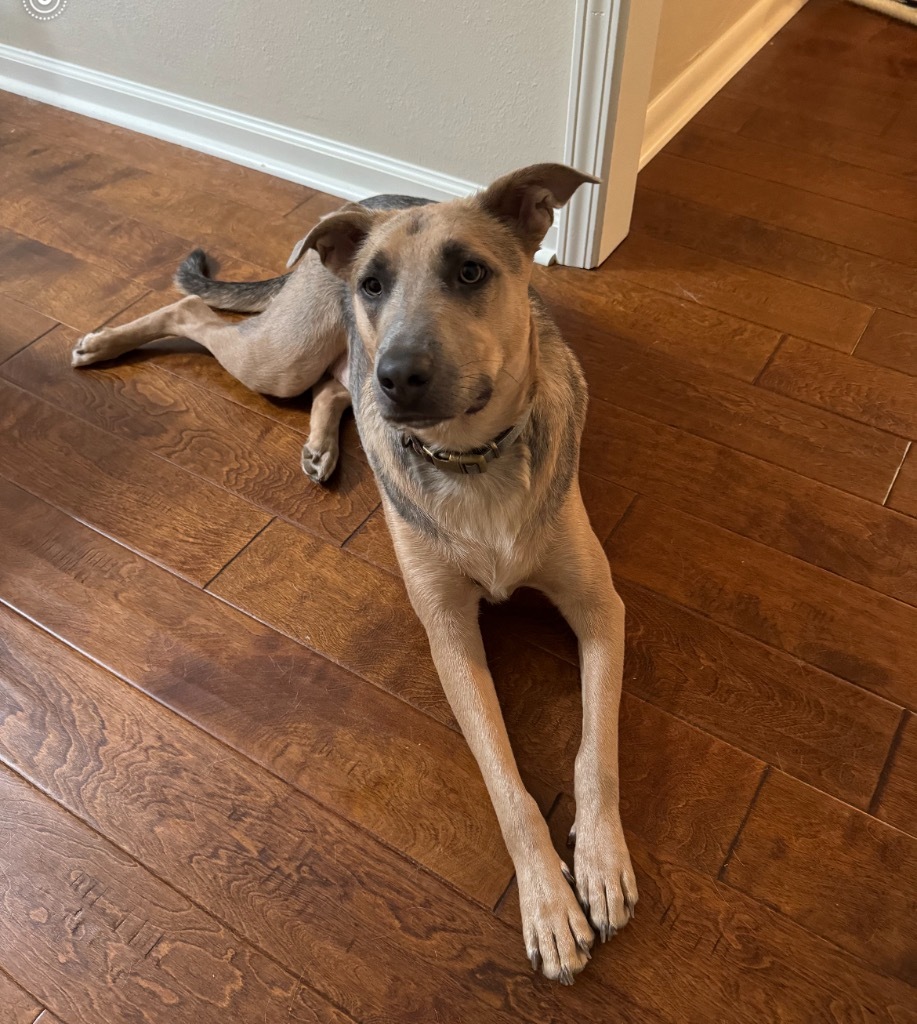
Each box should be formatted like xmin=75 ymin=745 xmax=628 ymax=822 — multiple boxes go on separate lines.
xmin=72 ymin=164 xmax=637 ymax=983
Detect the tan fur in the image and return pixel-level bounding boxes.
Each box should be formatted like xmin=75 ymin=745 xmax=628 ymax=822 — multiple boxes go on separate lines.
xmin=72 ymin=164 xmax=636 ymax=982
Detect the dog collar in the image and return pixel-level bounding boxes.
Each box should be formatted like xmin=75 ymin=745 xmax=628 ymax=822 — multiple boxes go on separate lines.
xmin=401 ymin=412 xmax=530 ymax=475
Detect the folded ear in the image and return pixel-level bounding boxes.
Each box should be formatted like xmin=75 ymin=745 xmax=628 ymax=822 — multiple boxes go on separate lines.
xmin=476 ymin=163 xmax=598 ymax=254
xmin=287 ymin=203 xmax=378 ymax=277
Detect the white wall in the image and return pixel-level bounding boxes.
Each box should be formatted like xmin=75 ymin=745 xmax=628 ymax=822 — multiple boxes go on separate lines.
xmin=1 ymin=0 xmax=575 ymax=184
xmin=649 ymin=0 xmax=754 ymax=101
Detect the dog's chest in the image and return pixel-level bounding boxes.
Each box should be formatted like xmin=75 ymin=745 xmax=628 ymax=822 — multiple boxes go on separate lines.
xmin=429 ymin=476 xmax=539 ymax=601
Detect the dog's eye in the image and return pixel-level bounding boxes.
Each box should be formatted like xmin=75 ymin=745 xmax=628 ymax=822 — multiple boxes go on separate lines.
xmin=361 ymin=277 xmax=383 ymax=298
xmin=459 ymin=261 xmax=487 ymax=285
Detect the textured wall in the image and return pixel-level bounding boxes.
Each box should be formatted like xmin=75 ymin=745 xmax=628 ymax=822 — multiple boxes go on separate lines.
xmin=649 ymin=0 xmax=754 ymax=99
xmin=2 ymin=0 xmax=576 ymax=183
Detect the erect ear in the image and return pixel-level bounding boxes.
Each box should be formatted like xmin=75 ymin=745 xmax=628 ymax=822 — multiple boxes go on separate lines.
xmin=476 ymin=163 xmax=598 ymax=254
xmin=287 ymin=203 xmax=378 ymax=277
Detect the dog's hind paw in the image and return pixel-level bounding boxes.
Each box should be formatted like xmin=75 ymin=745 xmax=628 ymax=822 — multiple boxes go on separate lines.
xmin=71 ymin=329 xmax=119 ymax=367
xmin=301 ymin=441 xmax=339 ymax=484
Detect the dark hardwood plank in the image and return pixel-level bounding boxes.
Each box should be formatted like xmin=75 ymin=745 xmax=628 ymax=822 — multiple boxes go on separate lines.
xmin=778 ymin=0 xmax=892 ymax=47
xmin=618 ymin=583 xmax=898 ymax=810
xmin=875 ymin=713 xmax=917 ymax=839
xmin=884 ymin=100 xmax=917 ymax=149
xmin=759 ymin=336 xmax=917 ymax=437
xmin=0 ymin=228 xmax=147 ymax=331
xmin=2 ymin=327 xmax=379 ymax=545
xmin=0 ymin=385 xmax=268 ymax=585
xmin=856 ymin=310 xmax=917 ymax=377
xmin=0 ymin=489 xmax=525 ymax=906
xmin=607 ymin=499 xmax=917 ymax=707
xmin=497 ymin=798 xmax=917 ymax=1024
xmin=691 ymin=93 xmax=757 ymax=133
xmin=0 ymin=765 xmax=353 ymax=1024
xmin=536 ymin=265 xmax=779 ymax=381
xmin=589 ymin=405 xmax=917 ymax=605
xmin=593 ymin=230 xmax=873 ymax=353
xmin=0 ymin=621 xmax=657 ymax=1024
xmin=889 ymin=447 xmax=917 ymax=518
xmin=720 ymin=35 xmax=901 ymax=136
xmin=723 ymin=770 xmax=917 ymax=985
xmin=665 ymin=121 xmax=917 ymax=222
xmin=0 ymin=971 xmax=42 ymax=1024
xmin=632 ymin=188 xmax=917 ymax=319
xmin=0 ymin=183 xmax=192 ymax=284
xmin=740 ymin=107 xmax=917 ymax=182
xmin=640 ymin=153 xmax=917 ymax=269
xmin=0 ymin=294 xmax=54 ymax=363
xmin=571 ymin=333 xmax=907 ymax=502
xmin=0 ymin=92 xmax=312 ymax=216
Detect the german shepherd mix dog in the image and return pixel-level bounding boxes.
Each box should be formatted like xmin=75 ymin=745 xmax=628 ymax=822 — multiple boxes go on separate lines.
xmin=72 ymin=164 xmax=637 ymax=983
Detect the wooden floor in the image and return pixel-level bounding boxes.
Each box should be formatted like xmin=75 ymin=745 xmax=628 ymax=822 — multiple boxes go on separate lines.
xmin=1 ymin=1 xmax=915 ymax=1020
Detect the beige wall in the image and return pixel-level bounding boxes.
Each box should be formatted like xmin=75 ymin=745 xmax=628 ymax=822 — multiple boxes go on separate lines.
xmin=2 ymin=1 xmax=576 ymax=183
xmin=649 ymin=0 xmax=755 ymax=100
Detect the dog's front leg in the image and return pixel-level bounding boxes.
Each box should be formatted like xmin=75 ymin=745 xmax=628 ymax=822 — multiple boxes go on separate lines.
xmin=533 ymin=497 xmax=638 ymax=942
xmin=393 ymin=537 xmax=594 ymax=982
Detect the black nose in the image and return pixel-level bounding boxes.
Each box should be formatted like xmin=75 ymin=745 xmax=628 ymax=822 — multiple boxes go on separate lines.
xmin=376 ymin=348 xmax=433 ymax=408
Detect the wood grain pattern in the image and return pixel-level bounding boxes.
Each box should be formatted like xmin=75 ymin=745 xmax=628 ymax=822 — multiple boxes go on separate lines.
xmin=0 ymin=489 xmax=525 ymax=906
xmin=632 ymin=188 xmax=917 ymax=319
xmin=590 ymin=230 xmax=873 ymax=353
xmin=0 ymin=971 xmax=42 ymax=1024
xmin=0 ymin=294 xmax=54 ymax=363
xmin=723 ymin=770 xmax=917 ymax=985
xmin=497 ymin=797 xmax=917 ymax=1024
xmin=641 ymin=153 xmax=917 ymax=269
xmin=740 ymin=106 xmax=917 ymax=182
xmin=583 ymin=405 xmax=917 ymax=605
xmin=874 ymin=713 xmax=917 ymax=839
xmin=0 ymin=92 xmax=312 ymax=216
xmin=667 ymin=122 xmax=917 ymax=223
xmin=0 ymin=386 xmax=268 ymax=585
xmin=856 ymin=310 xmax=917 ymax=377
xmin=571 ymin=333 xmax=907 ymax=501
xmin=0 ymin=765 xmax=354 ymax=1024
xmin=691 ymin=93 xmax=757 ymax=133
xmin=536 ymin=266 xmax=779 ymax=381
xmin=607 ymin=499 xmax=917 ymax=707
xmin=0 ymin=228 xmax=146 ymax=331
xmin=0 ymin=618 xmax=657 ymax=1024
xmin=759 ymin=336 xmax=917 ymax=437
xmin=2 ymin=327 xmax=379 ymax=544
xmin=888 ymin=447 xmax=917 ymax=518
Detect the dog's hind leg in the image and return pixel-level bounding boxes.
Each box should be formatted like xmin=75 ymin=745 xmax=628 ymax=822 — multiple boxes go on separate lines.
xmin=301 ymin=376 xmax=351 ymax=483
xmin=72 ymin=294 xmax=334 ymax=399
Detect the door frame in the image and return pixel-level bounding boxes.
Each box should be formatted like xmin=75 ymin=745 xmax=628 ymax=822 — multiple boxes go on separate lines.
xmin=556 ymin=0 xmax=663 ymax=269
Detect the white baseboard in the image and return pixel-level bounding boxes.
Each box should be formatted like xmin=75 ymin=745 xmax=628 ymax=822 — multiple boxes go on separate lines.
xmin=640 ymin=0 xmax=809 ymax=168
xmin=0 ymin=43 xmax=559 ymax=264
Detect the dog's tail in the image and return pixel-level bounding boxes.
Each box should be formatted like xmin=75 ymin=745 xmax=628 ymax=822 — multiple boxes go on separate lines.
xmin=174 ymin=249 xmax=291 ymax=312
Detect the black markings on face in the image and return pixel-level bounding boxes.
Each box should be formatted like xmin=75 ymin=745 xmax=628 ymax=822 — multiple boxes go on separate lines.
xmin=357 ymin=251 xmax=395 ymax=322
xmin=438 ymin=242 xmax=495 ymax=305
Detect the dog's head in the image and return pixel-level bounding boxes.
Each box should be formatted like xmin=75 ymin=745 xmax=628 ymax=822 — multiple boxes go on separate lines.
xmin=291 ymin=164 xmax=595 ymax=447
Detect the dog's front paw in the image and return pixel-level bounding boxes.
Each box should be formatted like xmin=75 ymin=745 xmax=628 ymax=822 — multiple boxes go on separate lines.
xmin=71 ymin=329 xmax=119 ymax=367
xmin=518 ymin=859 xmax=594 ymax=984
xmin=300 ymin=441 xmax=339 ymax=484
xmin=570 ymin=813 xmax=637 ymax=941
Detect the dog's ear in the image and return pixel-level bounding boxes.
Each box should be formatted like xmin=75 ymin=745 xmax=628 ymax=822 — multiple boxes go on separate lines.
xmin=287 ymin=203 xmax=377 ymax=276
xmin=476 ymin=164 xmax=598 ymax=254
